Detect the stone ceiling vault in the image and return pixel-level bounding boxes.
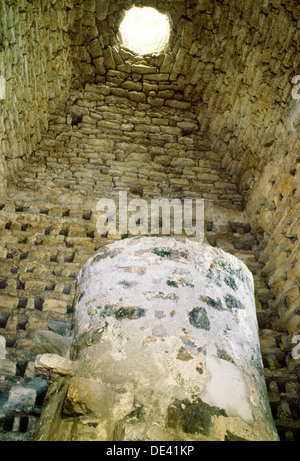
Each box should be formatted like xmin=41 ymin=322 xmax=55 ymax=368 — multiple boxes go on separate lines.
xmin=69 ymin=0 xmax=300 ymax=195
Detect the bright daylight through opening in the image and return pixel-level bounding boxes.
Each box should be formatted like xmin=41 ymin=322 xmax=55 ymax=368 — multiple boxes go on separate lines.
xmin=119 ymin=7 xmax=170 ymax=55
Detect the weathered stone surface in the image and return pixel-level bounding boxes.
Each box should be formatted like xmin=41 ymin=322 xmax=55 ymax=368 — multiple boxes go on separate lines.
xmin=0 ymin=335 xmax=5 ymax=359
xmin=0 ymin=0 xmax=72 ymax=191
xmin=0 ymin=0 xmax=298 ymax=442
xmin=34 ymin=237 xmax=278 ymax=441
xmin=34 ymin=354 xmax=74 ymax=383
xmin=128 ymin=91 xmax=147 ymax=103
xmin=131 ymin=64 xmax=158 ymax=74
xmin=33 ymin=330 xmax=72 ymax=358
xmin=165 ymin=99 xmax=191 ymax=110
xmin=62 ymin=377 xmax=114 ymax=418
xmin=48 ymin=321 xmax=71 ymax=337
xmin=6 ymin=385 xmax=36 ymax=412
xmin=0 ymin=358 xmax=16 ymax=377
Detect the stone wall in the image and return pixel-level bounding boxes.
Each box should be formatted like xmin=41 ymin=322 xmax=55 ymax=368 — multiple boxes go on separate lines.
xmin=66 ymin=0 xmax=300 ymax=189
xmin=14 ymin=72 xmax=243 ymax=209
xmin=0 ymin=0 xmax=72 ymax=194
xmin=246 ymin=146 xmax=300 ymax=416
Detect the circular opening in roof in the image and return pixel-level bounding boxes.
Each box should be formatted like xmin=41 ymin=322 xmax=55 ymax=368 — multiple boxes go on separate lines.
xmin=119 ymin=7 xmax=170 ymax=56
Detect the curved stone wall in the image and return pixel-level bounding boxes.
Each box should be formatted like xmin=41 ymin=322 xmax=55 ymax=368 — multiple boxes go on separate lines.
xmin=0 ymin=0 xmax=72 ymax=194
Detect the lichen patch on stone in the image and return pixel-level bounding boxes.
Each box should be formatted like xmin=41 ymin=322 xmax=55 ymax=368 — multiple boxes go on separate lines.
xmin=188 ymin=307 xmax=210 ymax=331
xmin=224 ymin=294 xmax=245 ymax=310
xmin=201 ymin=296 xmax=223 ymax=311
xmin=152 ymin=247 xmax=189 ymax=261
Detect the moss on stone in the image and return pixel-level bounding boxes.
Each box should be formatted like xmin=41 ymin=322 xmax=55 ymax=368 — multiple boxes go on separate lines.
xmin=224 ymin=294 xmax=245 ymax=310
xmin=176 ymin=347 xmax=193 ymax=361
xmin=202 ymin=296 xmax=223 ymax=310
xmin=149 ymin=291 xmax=179 ymax=302
xmin=225 ymin=430 xmax=248 ymax=441
xmin=167 ymin=398 xmax=226 ymax=436
xmin=102 ymin=304 xmax=114 ymax=316
xmin=153 ymin=247 xmax=172 ymax=258
xmin=188 ymin=307 xmax=210 ymax=330
xmin=224 ymin=275 xmax=238 ymax=291
xmin=178 ymin=277 xmax=194 ymax=287
xmin=217 ymin=260 xmax=251 ymax=289
xmin=152 ymin=247 xmax=189 ymax=261
xmin=206 ymin=268 xmax=222 ymax=287
xmin=96 ymin=304 xmax=146 ymax=321
xmin=114 ymin=307 xmax=146 ymax=320
xmin=167 ymin=278 xmax=194 ymax=288
xmin=166 ymin=280 xmax=179 ymax=287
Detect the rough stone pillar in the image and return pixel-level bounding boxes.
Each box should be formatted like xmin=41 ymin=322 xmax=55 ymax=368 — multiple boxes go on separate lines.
xmin=34 ymin=237 xmax=279 ymax=441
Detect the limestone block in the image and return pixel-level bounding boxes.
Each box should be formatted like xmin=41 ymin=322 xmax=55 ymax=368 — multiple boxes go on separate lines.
xmin=147 ymin=96 xmax=164 ymax=107
xmin=165 ymin=99 xmax=191 ymax=110
xmin=62 ymin=377 xmax=114 ymax=418
xmin=81 ymin=12 xmax=96 ymax=27
xmin=287 ymin=315 xmax=300 ymax=336
xmin=143 ymin=82 xmax=158 ymax=93
xmin=6 ymin=385 xmax=36 ymax=412
xmin=131 ymin=65 xmax=158 ymax=74
xmin=143 ymin=73 xmax=169 ymax=82
xmin=85 ymin=83 xmax=110 ymax=95
xmin=177 ymin=121 xmax=198 ymax=132
xmin=33 ymin=330 xmax=72 ymax=358
xmin=42 ymin=299 xmax=68 ymax=314
xmin=122 ymin=81 xmax=143 ymax=91
xmin=0 ymin=358 xmax=16 ymax=377
xmin=34 ymin=354 xmax=74 ymax=383
xmin=128 ymin=91 xmax=147 ymax=103
xmin=172 ymin=48 xmax=188 ymax=75
xmin=0 ymin=295 xmax=19 ymax=309
xmin=102 ymin=48 xmax=116 ymax=71
xmin=89 ymin=40 xmax=103 ymax=59
xmin=160 ymin=126 xmax=182 ymax=136
xmin=95 ymin=0 xmax=109 ymax=20
xmin=181 ymin=21 xmax=194 ymax=49
xmin=160 ymin=54 xmax=173 ymax=73
xmin=35 ymin=237 xmax=278 ymax=441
